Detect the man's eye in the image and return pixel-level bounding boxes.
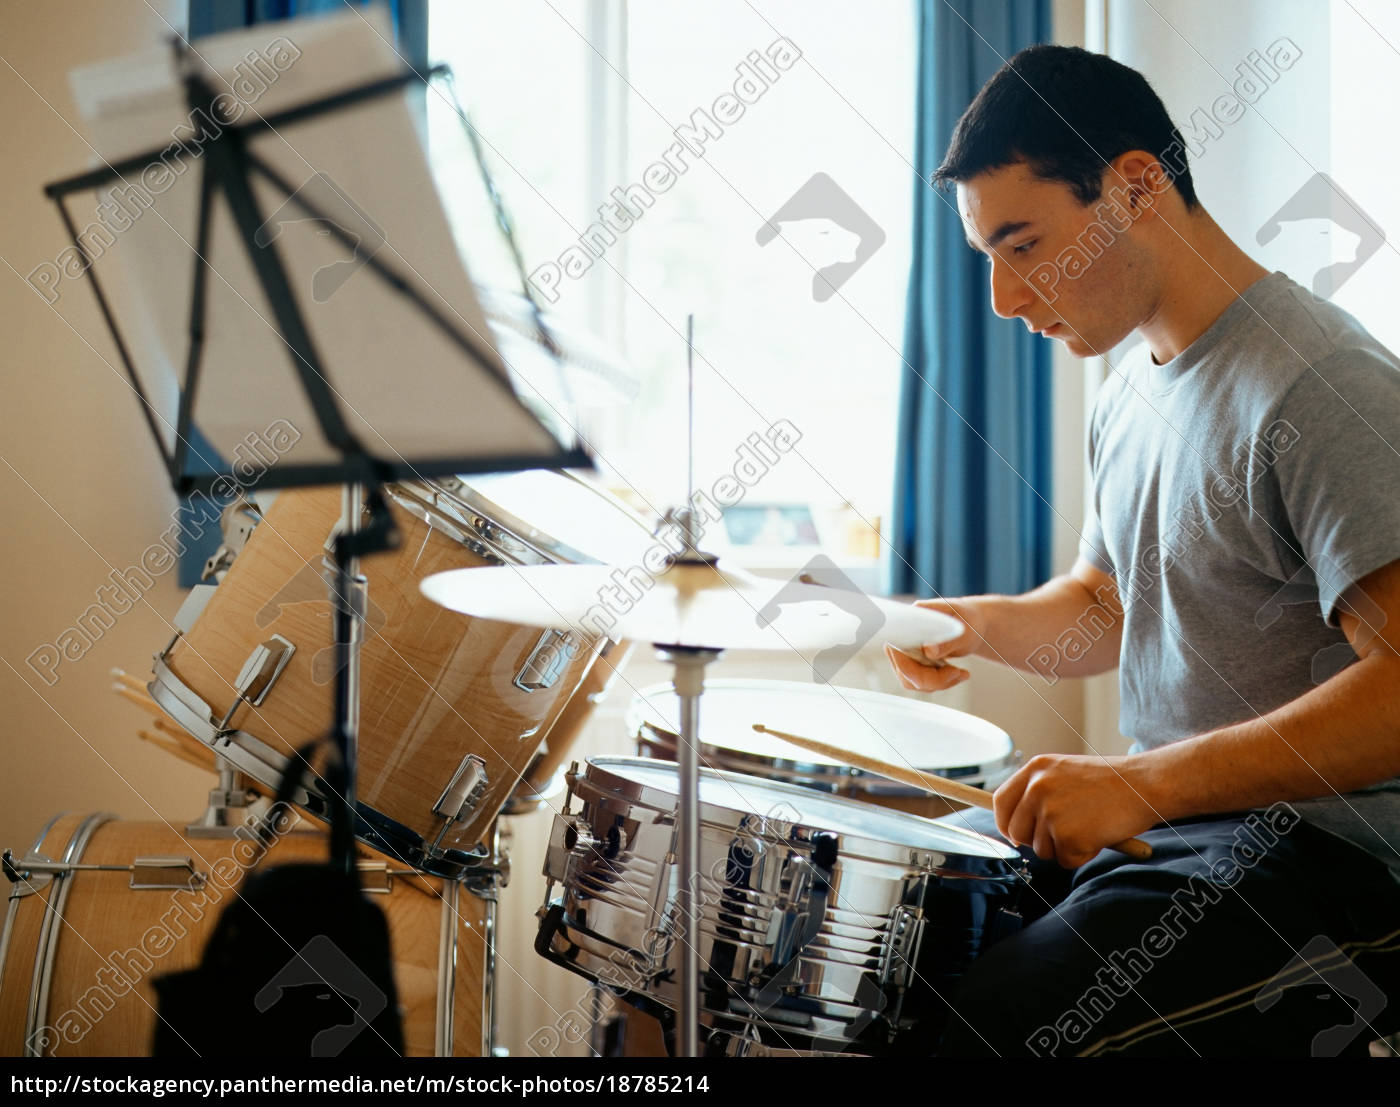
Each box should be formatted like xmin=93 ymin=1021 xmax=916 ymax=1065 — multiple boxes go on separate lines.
xmin=1011 ymin=240 xmax=1036 ymax=255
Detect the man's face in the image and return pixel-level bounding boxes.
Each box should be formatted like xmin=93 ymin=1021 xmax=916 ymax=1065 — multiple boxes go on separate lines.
xmin=957 ymin=162 xmax=1156 ymax=358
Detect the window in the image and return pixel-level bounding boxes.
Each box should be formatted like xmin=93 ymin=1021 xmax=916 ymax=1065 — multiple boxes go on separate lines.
xmin=429 ymin=1 xmax=916 ymax=572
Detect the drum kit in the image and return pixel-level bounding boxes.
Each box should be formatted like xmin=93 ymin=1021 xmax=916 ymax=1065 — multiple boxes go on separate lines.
xmin=0 ymin=457 xmax=1052 ymax=1058
xmin=5 ymin=18 xmax=1050 ymax=1060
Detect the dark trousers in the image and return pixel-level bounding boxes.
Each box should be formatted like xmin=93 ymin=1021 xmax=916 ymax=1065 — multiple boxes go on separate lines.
xmin=933 ymin=806 xmax=1400 ymax=1057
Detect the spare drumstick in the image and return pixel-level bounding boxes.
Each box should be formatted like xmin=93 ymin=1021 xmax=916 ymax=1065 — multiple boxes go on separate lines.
xmin=111 ymin=669 xmax=148 ymax=694
xmin=752 ymin=724 xmax=1153 ymax=860
xmin=136 ymin=728 xmax=214 ymax=775
xmin=114 ymin=684 xmax=161 ymax=714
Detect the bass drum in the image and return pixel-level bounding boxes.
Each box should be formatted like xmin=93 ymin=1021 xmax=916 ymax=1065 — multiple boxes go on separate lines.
xmin=148 ymin=470 xmax=654 ymax=877
xmin=0 ymin=811 xmax=494 ymax=1057
xmin=630 ymin=679 xmax=1018 ymax=819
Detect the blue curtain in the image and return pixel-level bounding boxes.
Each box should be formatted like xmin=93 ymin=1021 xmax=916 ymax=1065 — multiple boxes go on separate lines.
xmin=889 ymin=0 xmax=1052 ymax=599
xmin=177 ymin=0 xmax=428 ymax=584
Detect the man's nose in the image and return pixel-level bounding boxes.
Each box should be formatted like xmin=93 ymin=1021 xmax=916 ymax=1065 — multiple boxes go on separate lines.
xmin=988 ymin=256 xmax=1034 ymax=320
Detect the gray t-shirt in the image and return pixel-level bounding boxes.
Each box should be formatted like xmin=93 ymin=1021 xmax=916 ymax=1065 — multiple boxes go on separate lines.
xmin=1080 ymin=271 xmax=1400 ymax=873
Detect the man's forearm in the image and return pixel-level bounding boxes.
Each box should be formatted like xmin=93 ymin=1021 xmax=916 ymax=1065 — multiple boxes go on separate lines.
xmin=1131 ymin=651 xmax=1400 ymax=822
xmin=975 ymin=574 xmax=1122 ymax=678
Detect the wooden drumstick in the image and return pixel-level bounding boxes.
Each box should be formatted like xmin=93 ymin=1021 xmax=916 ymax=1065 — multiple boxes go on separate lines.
xmin=114 ymin=685 xmax=162 ymax=715
xmin=885 ymin=642 xmax=951 ymax=670
xmin=136 ymin=728 xmax=214 ymax=775
xmin=111 ymin=669 xmax=148 ymax=694
xmin=752 ymin=724 xmax=1153 ymax=860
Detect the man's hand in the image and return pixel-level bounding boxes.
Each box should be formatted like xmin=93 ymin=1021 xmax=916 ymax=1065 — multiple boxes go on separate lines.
xmin=885 ymin=597 xmax=990 ymax=691
xmin=992 ymin=753 xmax=1163 ymax=868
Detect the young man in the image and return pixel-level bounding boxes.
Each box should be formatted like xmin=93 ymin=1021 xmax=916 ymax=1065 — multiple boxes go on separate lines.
xmin=886 ymin=45 xmax=1400 ymax=1057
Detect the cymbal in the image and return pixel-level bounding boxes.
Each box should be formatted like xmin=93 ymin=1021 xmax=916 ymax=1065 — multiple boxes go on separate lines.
xmin=420 ymin=559 xmax=963 ymax=653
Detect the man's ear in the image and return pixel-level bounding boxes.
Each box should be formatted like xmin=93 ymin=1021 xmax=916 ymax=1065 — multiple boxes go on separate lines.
xmin=1108 ymin=150 xmax=1166 ymax=221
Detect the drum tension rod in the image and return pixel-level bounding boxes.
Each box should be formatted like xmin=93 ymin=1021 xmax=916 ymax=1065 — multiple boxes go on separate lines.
xmin=2 ymin=850 xmax=205 ymax=893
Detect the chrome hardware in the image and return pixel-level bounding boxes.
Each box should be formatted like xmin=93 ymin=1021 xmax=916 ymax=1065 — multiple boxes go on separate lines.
xmin=202 ymin=499 xmax=263 ymax=581
xmin=25 ymin=813 xmax=110 ymax=1055
xmin=543 ymin=814 xmax=598 ymax=885
xmin=4 ymin=849 xmax=203 ymax=894
xmin=433 ymin=754 xmax=490 ymax=824
xmin=514 ymin=629 xmax=577 ymax=692
xmin=878 ymin=904 xmax=926 ymax=991
xmin=492 ymin=819 xmax=513 ymax=890
xmin=186 ymin=766 xmax=265 ymax=837
xmin=482 ymin=884 xmax=500 ymax=1056
xmin=236 ymin=635 xmax=297 ymax=707
xmin=767 ymin=855 xmax=819 ymax=967
xmin=563 ymin=820 xmax=599 ymax=857
xmin=356 ymin=862 xmax=395 ymax=895
xmin=436 ymin=879 xmax=460 ymax=1056
xmin=214 ymin=635 xmax=296 ymax=732
xmin=147 ymin=659 xmax=489 ymax=880
xmin=129 ymin=857 xmax=205 ymax=891
xmin=2 ymin=850 xmax=52 ymax=898
xmin=386 ymin=482 xmax=546 ymax=568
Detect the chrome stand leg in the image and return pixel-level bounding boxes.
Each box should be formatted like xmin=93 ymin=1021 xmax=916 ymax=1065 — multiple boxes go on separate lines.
xmin=483 ymin=888 xmax=500 ymax=1056
xmin=436 ymin=879 xmax=459 ymax=1056
xmin=655 ymin=645 xmax=722 ymax=1059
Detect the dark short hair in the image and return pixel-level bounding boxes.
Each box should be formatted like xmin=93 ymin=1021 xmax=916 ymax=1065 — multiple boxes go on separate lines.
xmin=934 ymin=45 xmax=1199 ymax=209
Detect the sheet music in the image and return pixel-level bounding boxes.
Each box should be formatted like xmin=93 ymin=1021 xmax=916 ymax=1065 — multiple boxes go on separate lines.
xmin=66 ymin=7 xmax=570 ymax=478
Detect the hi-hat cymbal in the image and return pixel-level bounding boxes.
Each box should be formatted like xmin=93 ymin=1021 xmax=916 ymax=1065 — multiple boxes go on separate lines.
xmin=420 ymin=558 xmax=963 ymax=654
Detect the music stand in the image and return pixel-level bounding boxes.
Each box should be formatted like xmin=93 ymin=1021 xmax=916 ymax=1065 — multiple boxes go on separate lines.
xmin=47 ymin=12 xmax=591 ymax=873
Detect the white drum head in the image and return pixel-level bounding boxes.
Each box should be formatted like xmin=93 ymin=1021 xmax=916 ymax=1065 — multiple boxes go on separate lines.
xmin=629 ymin=678 xmax=1015 ymax=784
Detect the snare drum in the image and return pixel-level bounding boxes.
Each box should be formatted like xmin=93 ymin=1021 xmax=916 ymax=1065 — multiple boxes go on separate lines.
xmin=149 ymin=470 xmax=654 ymax=877
xmin=537 ymin=757 xmax=1026 ymax=1055
xmin=630 ymin=679 xmax=1018 ymax=819
xmin=0 ymin=811 xmax=493 ymax=1056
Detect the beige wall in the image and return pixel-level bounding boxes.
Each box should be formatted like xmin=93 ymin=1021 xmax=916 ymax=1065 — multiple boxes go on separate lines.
xmin=0 ymin=0 xmax=203 ymax=857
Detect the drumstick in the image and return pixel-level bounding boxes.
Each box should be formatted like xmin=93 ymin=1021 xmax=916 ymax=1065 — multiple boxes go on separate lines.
xmin=752 ymin=724 xmax=1153 ymax=860
xmin=111 ymin=669 xmax=148 ymax=694
xmin=136 ymin=728 xmax=214 ymax=775
xmin=114 ymin=685 xmax=163 ymax=716
xmin=885 ymin=642 xmax=950 ymax=670
xmin=113 ymin=679 xmax=212 ymax=753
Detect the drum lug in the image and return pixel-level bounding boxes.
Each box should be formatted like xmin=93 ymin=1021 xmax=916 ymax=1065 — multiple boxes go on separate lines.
xmin=514 ymin=629 xmax=578 ymax=692
xmin=877 ymin=903 xmax=926 ymax=991
xmin=128 ymin=858 xmax=205 ymax=891
xmin=214 ymin=635 xmax=296 ymax=731
xmin=433 ymin=754 xmax=491 ymax=826
xmin=200 ymin=499 xmax=263 ymax=582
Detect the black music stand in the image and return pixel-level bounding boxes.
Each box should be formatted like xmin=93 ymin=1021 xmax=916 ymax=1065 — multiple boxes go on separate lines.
xmin=45 ymin=38 xmax=591 ymax=874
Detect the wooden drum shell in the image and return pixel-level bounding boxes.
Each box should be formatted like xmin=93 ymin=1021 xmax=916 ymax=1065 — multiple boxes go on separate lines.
xmin=161 ymin=487 xmax=599 ymax=857
xmin=0 ymin=812 xmax=490 ymax=1057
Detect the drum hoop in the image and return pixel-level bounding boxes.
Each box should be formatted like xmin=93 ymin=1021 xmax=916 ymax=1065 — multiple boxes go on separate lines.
xmin=417 ymin=471 xmax=654 ymax=569
xmin=24 ymin=812 xmax=113 ymax=1056
xmin=635 ymin=728 xmax=1012 ymax=793
xmin=577 ymin=756 xmax=1020 ymax=867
